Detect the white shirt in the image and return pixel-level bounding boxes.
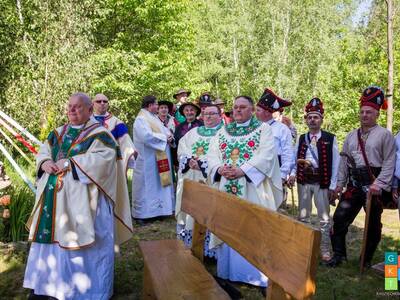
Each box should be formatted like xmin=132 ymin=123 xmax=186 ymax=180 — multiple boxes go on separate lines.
xmin=267 ymin=119 xmax=294 ymax=179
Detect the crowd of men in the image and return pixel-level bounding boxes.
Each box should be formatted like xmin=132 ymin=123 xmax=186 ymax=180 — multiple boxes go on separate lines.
xmin=23 ymin=86 xmax=399 ymax=299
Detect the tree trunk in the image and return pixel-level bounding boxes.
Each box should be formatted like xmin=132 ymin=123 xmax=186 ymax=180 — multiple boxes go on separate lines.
xmin=386 ymin=0 xmax=394 ymax=132
xmin=233 ymin=36 xmax=240 ymax=95
xmin=15 ymin=0 xmax=45 ymax=127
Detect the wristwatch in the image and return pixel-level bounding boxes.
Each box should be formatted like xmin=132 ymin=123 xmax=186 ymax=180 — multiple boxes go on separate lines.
xmin=63 ymin=160 xmax=70 ymax=169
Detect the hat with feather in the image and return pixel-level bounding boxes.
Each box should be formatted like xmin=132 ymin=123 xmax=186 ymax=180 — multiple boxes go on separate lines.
xmin=257 ymin=88 xmax=292 ymax=112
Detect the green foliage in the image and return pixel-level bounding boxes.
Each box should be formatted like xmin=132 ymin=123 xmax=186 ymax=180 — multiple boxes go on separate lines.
xmin=0 ymin=160 xmax=35 ymax=243
xmin=0 ymin=185 xmax=34 ymax=243
xmin=0 ymin=0 xmax=399 ymax=141
xmin=7 ymin=186 xmax=34 ymax=242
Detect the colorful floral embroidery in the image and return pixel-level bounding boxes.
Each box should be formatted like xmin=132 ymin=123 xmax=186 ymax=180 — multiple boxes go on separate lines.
xmin=197 ymin=123 xmax=223 ymax=137
xmin=191 ymin=140 xmax=210 ymax=157
xmin=225 ymin=116 xmax=261 ymax=136
xmin=218 ymin=129 xmax=261 ymax=167
xmin=224 ymin=179 xmax=243 ymax=196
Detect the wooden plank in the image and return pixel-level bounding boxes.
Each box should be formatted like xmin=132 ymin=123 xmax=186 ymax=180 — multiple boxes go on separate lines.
xmin=142 ymin=263 xmax=156 ymax=299
xmin=182 ymin=179 xmax=320 ymax=300
xmin=191 ymin=221 xmax=207 ymax=262
xmin=267 ymin=281 xmax=294 ymax=300
xmin=139 ymin=240 xmax=230 ymax=300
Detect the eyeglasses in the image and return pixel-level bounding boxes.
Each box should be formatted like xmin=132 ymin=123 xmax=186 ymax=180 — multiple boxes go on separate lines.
xmin=94 ymin=100 xmax=108 ymax=104
xmin=203 ymin=112 xmax=219 ymax=116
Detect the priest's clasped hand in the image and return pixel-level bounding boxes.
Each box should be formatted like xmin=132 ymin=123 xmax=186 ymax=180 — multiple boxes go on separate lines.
xmin=41 ymin=160 xmax=59 ymax=174
xmin=55 ymin=159 xmax=70 ymax=174
xmin=167 ymin=135 xmax=174 ymax=145
xmin=41 ymin=159 xmax=70 ymax=175
xmin=218 ymin=165 xmax=245 ymax=180
xmin=188 ymin=158 xmax=200 ymax=170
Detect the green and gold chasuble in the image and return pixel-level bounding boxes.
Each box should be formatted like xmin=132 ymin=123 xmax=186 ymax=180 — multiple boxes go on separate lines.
xmin=29 ymin=120 xmax=133 ymax=248
xmin=35 ymin=127 xmax=81 ymax=243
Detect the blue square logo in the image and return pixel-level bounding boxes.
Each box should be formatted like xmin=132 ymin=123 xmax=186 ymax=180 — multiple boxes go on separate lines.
xmin=385 ymin=252 xmax=398 ymax=265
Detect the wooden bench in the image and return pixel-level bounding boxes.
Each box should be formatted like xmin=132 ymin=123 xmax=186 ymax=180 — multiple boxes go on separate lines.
xmin=139 ymin=179 xmax=321 ymax=299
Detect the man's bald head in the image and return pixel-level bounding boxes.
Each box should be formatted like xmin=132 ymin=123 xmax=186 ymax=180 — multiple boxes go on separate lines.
xmin=68 ymin=92 xmax=93 ymax=125
xmin=71 ymin=92 xmax=92 ymax=107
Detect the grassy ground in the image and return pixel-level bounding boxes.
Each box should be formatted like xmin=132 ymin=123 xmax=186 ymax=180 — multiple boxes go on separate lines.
xmin=0 ymin=195 xmax=398 ymax=300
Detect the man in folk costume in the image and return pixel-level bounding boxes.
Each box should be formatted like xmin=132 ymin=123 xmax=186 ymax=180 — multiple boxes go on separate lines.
xmin=173 ymin=102 xmax=203 ymax=167
xmin=196 ymin=92 xmax=214 ymax=122
xmin=207 ymin=95 xmax=283 ymax=287
xmin=287 ymin=98 xmax=339 ymax=262
xmin=157 ymin=100 xmax=176 ymax=134
xmin=327 ymin=86 xmax=396 ymax=268
xmin=23 ymin=93 xmax=133 ymax=300
xmin=92 ymin=93 xmax=137 ymax=172
xmin=173 ymin=88 xmax=191 ymax=124
xmin=175 ymin=105 xmax=223 ymax=257
xmin=174 ymin=102 xmax=203 ymax=143
xmin=132 ymin=95 xmax=175 ymax=221
xmin=255 ymin=88 xmax=294 ymax=209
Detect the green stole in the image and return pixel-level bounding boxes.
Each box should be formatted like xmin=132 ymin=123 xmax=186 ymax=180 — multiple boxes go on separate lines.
xmin=35 ymin=127 xmax=80 ymax=243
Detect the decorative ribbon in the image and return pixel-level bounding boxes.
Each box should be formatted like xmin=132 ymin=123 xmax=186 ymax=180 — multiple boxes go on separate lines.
xmin=138 ymin=110 xmax=172 ymax=187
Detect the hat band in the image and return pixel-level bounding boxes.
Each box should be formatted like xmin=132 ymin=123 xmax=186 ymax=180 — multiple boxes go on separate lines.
xmin=306 ymin=110 xmax=323 ymax=117
xmin=257 ymin=102 xmax=274 ymax=112
xmin=360 ymin=101 xmax=381 ymax=110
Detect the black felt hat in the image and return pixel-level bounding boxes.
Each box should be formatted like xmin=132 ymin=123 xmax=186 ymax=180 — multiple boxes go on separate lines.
xmin=305 ymin=97 xmax=324 ymax=116
xmin=257 ymin=88 xmax=292 ymax=112
xmin=158 ymin=100 xmax=174 ymax=114
xmin=197 ymin=92 xmax=214 ymax=106
xmin=360 ymin=86 xmax=387 ymax=111
xmin=178 ymin=102 xmax=201 ymax=117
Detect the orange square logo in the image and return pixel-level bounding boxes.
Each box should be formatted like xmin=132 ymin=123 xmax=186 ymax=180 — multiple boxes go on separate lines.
xmin=385 ymin=265 xmax=398 ymax=278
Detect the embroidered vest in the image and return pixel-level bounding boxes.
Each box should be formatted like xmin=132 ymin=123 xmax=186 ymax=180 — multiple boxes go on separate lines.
xmin=296 ymin=130 xmax=334 ymax=189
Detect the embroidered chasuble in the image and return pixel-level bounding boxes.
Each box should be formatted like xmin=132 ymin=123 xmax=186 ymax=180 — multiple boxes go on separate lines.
xmin=175 ymin=124 xmax=222 ymax=257
xmin=27 ymin=119 xmax=133 ymax=248
xmin=94 ymin=113 xmax=136 ymax=173
xmin=35 ymin=126 xmax=80 ymax=243
xmin=176 ymin=123 xmax=222 ymax=225
xmin=208 ymin=116 xmax=282 ymax=207
xmin=206 ymin=116 xmax=283 ymax=287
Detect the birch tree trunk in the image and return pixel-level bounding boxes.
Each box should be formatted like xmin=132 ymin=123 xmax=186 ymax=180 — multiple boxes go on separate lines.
xmin=386 ymin=0 xmax=394 ymax=132
xmin=233 ymin=35 xmax=240 ymax=95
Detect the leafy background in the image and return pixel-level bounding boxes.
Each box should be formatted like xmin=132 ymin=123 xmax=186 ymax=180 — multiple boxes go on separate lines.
xmin=0 ymin=0 xmax=399 ymax=144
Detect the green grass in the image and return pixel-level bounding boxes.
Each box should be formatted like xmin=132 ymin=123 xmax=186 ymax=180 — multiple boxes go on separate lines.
xmin=0 ymin=247 xmax=28 ymax=299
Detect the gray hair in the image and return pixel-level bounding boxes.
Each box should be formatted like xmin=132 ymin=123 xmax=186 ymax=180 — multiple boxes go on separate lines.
xmin=70 ymin=92 xmax=92 ymax=107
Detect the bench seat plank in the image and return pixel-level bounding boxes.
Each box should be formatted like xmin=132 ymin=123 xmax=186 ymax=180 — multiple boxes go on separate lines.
xmin=139 ymin=239 xmax=230 ymax=300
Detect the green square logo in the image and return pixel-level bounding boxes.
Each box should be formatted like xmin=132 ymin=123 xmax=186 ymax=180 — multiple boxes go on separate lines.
xmin=385 ymin=278 xmax=398 ymax=290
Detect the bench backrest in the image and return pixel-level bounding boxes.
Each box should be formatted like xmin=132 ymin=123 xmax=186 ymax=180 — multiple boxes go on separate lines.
xmin=181 ymin=179 xmax=320 ymax=300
